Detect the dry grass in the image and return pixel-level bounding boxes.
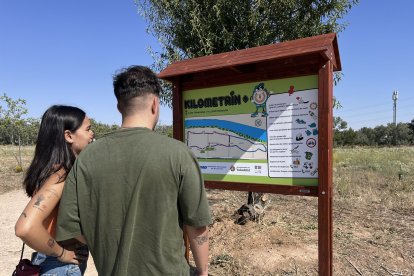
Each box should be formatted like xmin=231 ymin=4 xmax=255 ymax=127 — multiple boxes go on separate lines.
xmin=0 ymin=145 xmax=34 ymax=194
xmin=334 ymin=147 xmax=414 ymax=210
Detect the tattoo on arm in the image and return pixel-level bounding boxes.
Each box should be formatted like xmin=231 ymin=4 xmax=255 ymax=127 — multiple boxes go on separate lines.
xmin=32 ymin=194 xmax=46 ymax=212
xmin=194 ymin=234 xmax=208 ymax=246
xmin=45 ymin=188 xmax=59 ymax=199
xmin=47 ymin=239 xmax=61 ymax=257
xmin=47 ymin=239 xmax=56 ymax=248
xmin=20 ymin=212 xmax=27 ymax=218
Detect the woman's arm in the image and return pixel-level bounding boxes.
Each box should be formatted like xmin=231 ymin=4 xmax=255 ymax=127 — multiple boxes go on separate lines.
xmin=15 ymin=172 xmax=86 ymax=264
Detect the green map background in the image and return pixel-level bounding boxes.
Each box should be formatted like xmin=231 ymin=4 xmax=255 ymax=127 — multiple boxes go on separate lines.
xmin=183 ymin=75 xmax=319 ymax=186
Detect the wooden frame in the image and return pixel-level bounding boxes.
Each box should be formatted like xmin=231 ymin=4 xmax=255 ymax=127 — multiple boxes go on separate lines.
xmin=159 ymin=33 xmax=340 ymax=276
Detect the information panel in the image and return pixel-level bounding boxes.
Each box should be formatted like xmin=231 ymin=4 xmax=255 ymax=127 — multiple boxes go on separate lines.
xmin=183 ymin=75 xmax=319 ymax=186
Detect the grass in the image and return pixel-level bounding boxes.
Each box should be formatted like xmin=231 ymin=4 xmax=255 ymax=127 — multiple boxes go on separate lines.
xmin=0 ymin=145 xmax=34 ymax=194
xmin=333 ymin=146 xmax=414 ymax=210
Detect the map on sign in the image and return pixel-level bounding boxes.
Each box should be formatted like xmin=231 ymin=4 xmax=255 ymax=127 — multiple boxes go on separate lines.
xmin=185 ymin=115 xmax=267 ymax=160
xmin=182 ymin=75 xmax=319 ymax=186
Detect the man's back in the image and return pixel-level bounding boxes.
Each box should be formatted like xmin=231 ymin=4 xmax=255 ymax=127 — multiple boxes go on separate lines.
xmin=57 ymin=127 xmax=211 ymax=275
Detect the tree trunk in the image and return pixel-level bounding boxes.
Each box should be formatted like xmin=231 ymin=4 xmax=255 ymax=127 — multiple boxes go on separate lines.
xmin=18 ymin=135 xmax=22 ymax=167
xmin=235 ymin=192 xmax=270 ymax=225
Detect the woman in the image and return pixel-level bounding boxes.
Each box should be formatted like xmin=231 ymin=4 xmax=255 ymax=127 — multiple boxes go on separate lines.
xmin=15 ymin=105 xmax=94 ymax=275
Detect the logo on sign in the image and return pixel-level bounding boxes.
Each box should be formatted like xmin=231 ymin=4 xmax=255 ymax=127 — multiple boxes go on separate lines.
xmin=306 ymin=138 xmax=316 ymax=148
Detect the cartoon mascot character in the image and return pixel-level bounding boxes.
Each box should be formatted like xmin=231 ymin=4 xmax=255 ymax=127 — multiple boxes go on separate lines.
xmin=250 ymin=83 xmax=270 ymax=117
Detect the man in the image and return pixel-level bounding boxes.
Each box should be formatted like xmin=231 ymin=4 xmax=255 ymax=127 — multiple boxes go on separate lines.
xmin=56 ymin=66 xmax=211 ymax=275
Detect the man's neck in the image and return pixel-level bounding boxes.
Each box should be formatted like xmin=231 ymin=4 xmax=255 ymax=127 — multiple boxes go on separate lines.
xmin=121 ymin=115 xmax=154 ymax=130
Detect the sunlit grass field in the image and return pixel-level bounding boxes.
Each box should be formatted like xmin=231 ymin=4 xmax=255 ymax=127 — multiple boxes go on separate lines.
xmin=333 ymin=147 xmax=414 ymax=209
xmin=0 ymin=145 xmax=34 ymax=193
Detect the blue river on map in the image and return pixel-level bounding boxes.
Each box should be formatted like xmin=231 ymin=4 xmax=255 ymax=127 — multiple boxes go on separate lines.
xmin=185 ymin=119 xmax=267 ymax=142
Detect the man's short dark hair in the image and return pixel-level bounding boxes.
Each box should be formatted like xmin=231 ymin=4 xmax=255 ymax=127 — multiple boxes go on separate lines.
xmin=113 ymin=65 xmax=162 ymax=104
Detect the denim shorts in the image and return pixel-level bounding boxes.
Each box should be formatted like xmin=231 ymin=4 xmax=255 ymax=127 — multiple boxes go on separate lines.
xmin=32 ymin=250 xmax=87 ymax=276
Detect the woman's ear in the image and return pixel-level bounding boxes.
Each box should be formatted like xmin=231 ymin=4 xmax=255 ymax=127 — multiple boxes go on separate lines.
xmin=64 ymin=130 xmax=74 ymax=144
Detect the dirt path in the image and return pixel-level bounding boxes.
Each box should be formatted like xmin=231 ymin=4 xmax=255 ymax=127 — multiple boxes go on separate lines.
xmin=0 ymin=190 xmax=98 ymax=275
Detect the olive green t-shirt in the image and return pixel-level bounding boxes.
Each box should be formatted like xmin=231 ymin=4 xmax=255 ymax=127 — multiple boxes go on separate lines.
xmin=56 ymin=127 xmax=212 ymax=275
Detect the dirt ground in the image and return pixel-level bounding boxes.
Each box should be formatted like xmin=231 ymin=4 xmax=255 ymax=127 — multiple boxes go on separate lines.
xmin=0 ymin=189 xmax=98 ymax=276
xmin=205 ymin=190 xmax=413 ymax=275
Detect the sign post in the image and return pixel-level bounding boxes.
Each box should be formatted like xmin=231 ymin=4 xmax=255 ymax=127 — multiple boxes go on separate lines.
xmin=159 ymin=33 xmax=340 ymax=275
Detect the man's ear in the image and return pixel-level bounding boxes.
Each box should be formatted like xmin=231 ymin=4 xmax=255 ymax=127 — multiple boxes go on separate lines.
xmin=151 ymin=96 xmax=159 ymax=115
xmin=64 ymin=130 xmax=74 ymax=144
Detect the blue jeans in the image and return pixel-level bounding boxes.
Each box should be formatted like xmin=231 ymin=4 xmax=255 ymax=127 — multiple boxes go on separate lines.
xmin=32 ymin=250 xmax=87 ymax=276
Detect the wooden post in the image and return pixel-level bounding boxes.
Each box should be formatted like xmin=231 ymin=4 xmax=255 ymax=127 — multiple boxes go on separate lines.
xmin=172 ymin=78 xmax=191 ymax=261
xmin=172 ymin=78 xmax=183 ymax=142
xmin=318 ymin=60 xmax=333 ymax=276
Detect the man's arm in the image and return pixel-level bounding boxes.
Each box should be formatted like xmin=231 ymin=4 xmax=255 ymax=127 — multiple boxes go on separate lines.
xmin=185 ymin=225 xmax=209 ymax=276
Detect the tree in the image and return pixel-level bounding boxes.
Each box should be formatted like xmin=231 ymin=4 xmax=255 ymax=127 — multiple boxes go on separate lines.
xmin=391 ymin=123 xmax=411 ymax=146
xmin=155 ymin=124 xmax=173 ymax=138
xmin=355 ymin=127 xmax=376 ymax=146
xmin=334 ymin=116 xmax=348 ymax=131
xmin=0 ymin=93 xmax=29 ymax=171
xmin=408 ymin=119 xmax=414 ymax=144
xmin=90 ymin=119 xmax=119 ymax=139
xmin=19 ymin=117 xmax=40 ymax=145
xmin=137 ymin=0 xmax=359 ymax=105
xmin=408 ymin=119 xmax=414 ymax=133
xmin=333 ymin=116 xmax=349 ymax=146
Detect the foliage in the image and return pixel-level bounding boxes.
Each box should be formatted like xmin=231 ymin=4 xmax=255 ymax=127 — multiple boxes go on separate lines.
xmin=90 ymin=119 xmax=119 ymax=139
xmin=0 ymin=93 xmax=35 ymax=170
xmin=0 ymin=93 xmax=28 ymax=144
xmin=154 ymin=124 xmax=173 ymax=137
xmin=334 ymin=127 xmax=357 ymax=146
xmin=137 ymin=0 xmax=359 ymax=105
xmin=1 ymin=113 xmax=173 ymax=147
xmin=0 ymin=96 xmax=39 ymax=146
xmin=333 ymin=116 xmax=347 ymax=131
xmin=408 ymin=119 xmax=414 ymax=143
xmin=334 ymin=119 xmax=414 ymax=147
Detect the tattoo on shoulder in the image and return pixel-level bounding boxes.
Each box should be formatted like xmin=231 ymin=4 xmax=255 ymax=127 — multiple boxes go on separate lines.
xmin=47 ymin=239 xmax=55 ymax=248
xmin=194 ymin=234 xmax=208 ymax=246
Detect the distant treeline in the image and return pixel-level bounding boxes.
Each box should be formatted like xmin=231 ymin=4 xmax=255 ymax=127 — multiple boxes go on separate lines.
xmin=1 ymin=103 xmax=413 ymax=148
xmin=334 ymin=117 xmax=414 ymax=147
xmin=2 ymin=118 xmax=413 ymax=147
xmin=0 ymin=118 xmax=173 ymax=145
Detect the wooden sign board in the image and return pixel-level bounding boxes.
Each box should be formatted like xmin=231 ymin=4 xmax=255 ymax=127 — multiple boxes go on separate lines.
xmin=159 ymin=33 xmax=340 ymax=276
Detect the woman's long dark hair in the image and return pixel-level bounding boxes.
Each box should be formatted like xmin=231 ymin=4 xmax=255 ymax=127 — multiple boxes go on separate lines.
xmin=24 ymin=105 xmax=86 ymax=197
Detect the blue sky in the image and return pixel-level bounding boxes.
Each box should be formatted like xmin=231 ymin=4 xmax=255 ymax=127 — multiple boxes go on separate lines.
xmin=1 ymin=1 xmax=413 ymax=129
